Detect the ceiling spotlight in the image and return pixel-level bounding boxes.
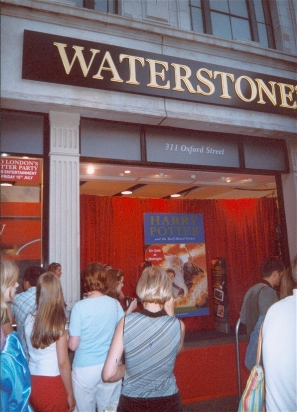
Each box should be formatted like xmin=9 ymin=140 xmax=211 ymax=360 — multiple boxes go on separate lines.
xmin=159 ymin=173 xmax=165 ymax=178
xmin=191 ymin=174 xmax=197 ymax=179
xmin=226 ymin=177 xmax=231 ymax=183
xmin=121 ymin=190 xmax=132 ymax=195
xmin=1 ymin=153 xmax=8 ymax=157
xmin=221 ymin=177 xmax=226 ymax=181
xmin=87 ymin=165 xmax=95 ymax=174
xmin=1 ymin=182 xmax=13 ymax=186
xmin=248 ymin=178 xmax=253 ymax=183
xmin=171 ymin=193 xmax=181 ymax=198
xmin=124 ymin=170 xmax=131 ymax=174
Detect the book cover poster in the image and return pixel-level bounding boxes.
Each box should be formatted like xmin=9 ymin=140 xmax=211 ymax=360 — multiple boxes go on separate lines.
xmin=144 ymin=213 xmax=209 ymax=317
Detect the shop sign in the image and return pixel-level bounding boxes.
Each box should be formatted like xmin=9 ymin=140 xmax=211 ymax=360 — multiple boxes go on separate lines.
xmin=22 ymin=30 xmax=296 ymax=117
xmin=0 ymin=157 xmax=41 ymax=182
xmin=145 ymin=127 xmax=239 ymax=167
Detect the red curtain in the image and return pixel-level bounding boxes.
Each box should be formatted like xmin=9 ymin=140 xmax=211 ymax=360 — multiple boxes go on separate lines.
xmin=80 ymin=195 xmax=278 ymax=332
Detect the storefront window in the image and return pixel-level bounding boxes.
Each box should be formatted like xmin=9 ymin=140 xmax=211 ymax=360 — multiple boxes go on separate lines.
xmin=0 ymin=155 xmax=43 ymax=284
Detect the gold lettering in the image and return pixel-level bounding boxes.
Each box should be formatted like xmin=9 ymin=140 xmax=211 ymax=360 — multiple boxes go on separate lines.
xmin=53 ymin=42 xmax=100 ymax=77
xmin=196 ymin=69 xmax=215 ymax=96
xmin=146 ymin=59 xmax=170 ymax=89
xmin=235 ymin=76 xmax=257 ymax=102
xmin=277 ymin=83 xmax=297 ymax=109
xmin=119 ymin=54 xmax=145 ymax=85
xmin=255 ymin=79 xmax=277 ymax=105
xmin=171 ymin=63 xmax=196 ymax=93
xmin=93 ymin=51 xmax=124 ymax=82
xmin=214 ymin=71 xmax=234 ymax=99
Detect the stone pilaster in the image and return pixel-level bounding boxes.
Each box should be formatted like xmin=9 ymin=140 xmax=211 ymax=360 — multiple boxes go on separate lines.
xmin=49 ymin=111 xmax=80 ymax=311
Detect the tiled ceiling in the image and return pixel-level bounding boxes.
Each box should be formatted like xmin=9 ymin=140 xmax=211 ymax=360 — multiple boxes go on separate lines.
xmin=80 ymin=163 xmax=277 ymax=199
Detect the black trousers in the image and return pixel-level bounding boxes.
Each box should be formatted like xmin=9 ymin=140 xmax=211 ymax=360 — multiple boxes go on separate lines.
xmin=117 ymin=392 xmax=184 ymax=412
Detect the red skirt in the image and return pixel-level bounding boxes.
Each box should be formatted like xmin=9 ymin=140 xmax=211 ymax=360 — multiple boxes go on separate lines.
xmin=30 ymin=375 xmax=69 ymax=412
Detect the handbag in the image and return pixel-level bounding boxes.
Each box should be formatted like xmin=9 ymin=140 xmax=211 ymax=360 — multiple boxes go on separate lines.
xmin=238 ymin=325 xmax=265 ymax=412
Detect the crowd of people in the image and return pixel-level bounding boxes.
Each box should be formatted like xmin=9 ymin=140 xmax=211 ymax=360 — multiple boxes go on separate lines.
xmin=1 ymin=253 xmax=296 ymax=412
xmin=0 ymin=258 xmax=185 ymax=412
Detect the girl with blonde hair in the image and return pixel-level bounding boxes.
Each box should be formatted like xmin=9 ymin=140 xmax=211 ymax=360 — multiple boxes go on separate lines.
xmin=25 ymin=272 xmax=75 ymax=412
xmin=1 ymin=258 xmax=32 ymax=411
xmin=103 ymin=265 xmax=185 ymax=412
xmin=1 ymin=258 xmax=19 ymax=337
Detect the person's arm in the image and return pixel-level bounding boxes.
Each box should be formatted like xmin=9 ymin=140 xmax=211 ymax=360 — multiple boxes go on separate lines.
xmin=1 ymin=321 xmax=13 ymax=336
xmin=68 ymin=335 xmax=80 ymax=351
xmin=102 ymin=317 xmax=125 ymax=382
xmin=56 ymin=331 xmax=76 ymax=412
xmin=177 ymin=320 xmax=185 ymax=354
xmin=125 ymin=298 xmax=137 ymax=314
xmin=164 ymin=296 xmax=175 ymax=317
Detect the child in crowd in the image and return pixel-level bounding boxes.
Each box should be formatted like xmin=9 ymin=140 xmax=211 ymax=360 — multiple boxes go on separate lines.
xmin=106 ymin=267 xmax=138 ymax=314
xmin=25 ymin=272 xmax=75 ymax=412
xmin=1 ymin=258 xmax=32 ymax=411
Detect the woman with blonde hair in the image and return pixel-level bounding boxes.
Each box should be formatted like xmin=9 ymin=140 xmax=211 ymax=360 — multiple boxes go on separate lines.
xmin=68 ymin=262 xmax=124 ymax=412
xmin=1 ymin=258 xmax=32 ymax=411
xmin=25 ymin=272 xmax=75 ymax=412
xmin=102 ymin=265 xmax=185 ymax=412
xmin=1 ymin=258 xmax=19 ymax=337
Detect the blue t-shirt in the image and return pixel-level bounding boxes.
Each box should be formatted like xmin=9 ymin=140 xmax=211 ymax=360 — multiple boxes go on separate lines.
xmin=69 ymin=295 xmax=124 ymax=367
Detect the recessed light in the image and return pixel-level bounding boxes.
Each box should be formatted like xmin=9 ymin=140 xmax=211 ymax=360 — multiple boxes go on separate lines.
xmin=226 ymin=178 xmax=231 ymax=183
xmin=1 ymin=153 xmax=8 ymax=157
xmin=171 ymin=193 xmax=181 ymax=198
xmin=159 ymin=173 xmax=165 ymax=178
xmin=124 ymin=170 xmax=131 ymax=174
xmin=191 ymin=174 xmax=196 ymax=179
xmin=1 ymin=182 xmax=13 ymax=186
xmin=121 ymin=190 xmax=132 ymax=195
xmin=87 ymin=165 xmax=94 ymax=174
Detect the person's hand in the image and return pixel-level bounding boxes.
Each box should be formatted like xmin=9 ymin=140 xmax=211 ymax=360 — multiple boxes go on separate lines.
xmin=67 ymin=394 xmax=76 ymax=412
xmin=126 ymin=298 xmax=138 ymax=314
xmin=164 ymin=296 xmax=175 ymax=316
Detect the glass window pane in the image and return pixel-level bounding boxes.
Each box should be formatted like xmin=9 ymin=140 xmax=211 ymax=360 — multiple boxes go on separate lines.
xmin=231 ymin=16 xmax=251 ymax=41
xmin=94 ymin=0 xmax=107 ymax=12
xmin=211 ymin=12 xmax=232 ymax=39
xmin=229 ymin=0 xmax=248 ymax=17
xmin=209 ymin=0 xmax=229 ymax=13
xmin=258 ymin=23 xmax=269 ymax=47
xmin=191 ymin=7 xmax=204 ymax=32
xmin=190 ymin=0 xmax=201 ymax=7
xmin=254 ymin=0 xmax=265 ymax=23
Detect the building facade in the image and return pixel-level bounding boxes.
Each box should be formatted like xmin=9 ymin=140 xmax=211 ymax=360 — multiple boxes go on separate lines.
xmin=1 ymin=0 xmax=297 ymax=309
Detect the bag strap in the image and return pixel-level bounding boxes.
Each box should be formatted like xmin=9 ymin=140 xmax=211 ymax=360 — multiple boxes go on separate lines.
xmin=256 ymin=323 xmax=263 ymax=365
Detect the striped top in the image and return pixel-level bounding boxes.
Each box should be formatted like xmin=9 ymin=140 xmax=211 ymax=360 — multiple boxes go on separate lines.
xmin=122 ymin=309 xmax=181 ymax=398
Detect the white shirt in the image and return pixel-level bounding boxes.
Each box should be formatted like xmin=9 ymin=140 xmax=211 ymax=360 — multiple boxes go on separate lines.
xmin=24 ymin=313 xmax=60 ymax=376
xmin=262 ymin=289 xmax=297 ymax=412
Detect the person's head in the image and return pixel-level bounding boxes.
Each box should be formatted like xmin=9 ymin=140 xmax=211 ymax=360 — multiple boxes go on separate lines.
xmin=166 ymin=268 xmax=176 ymax=281
xmin=47 ymin=262 xmax=62 ymax=278
xmin=31 ymin=272 xmax=66 ymax=349
xmin=106 ymin=268 xmax=124 ymax=299
xmin=82 ymin=262 xmax=107 ymax=294
xmin=1 ymin=259 xmax=19 ymax=323
xmin=261 ymin=257 xmax=285 ymax=287
xmin=136 ymin=266 xmax=173 ymax=305
xmin=23 ymin=266 xmax=44 ymax=291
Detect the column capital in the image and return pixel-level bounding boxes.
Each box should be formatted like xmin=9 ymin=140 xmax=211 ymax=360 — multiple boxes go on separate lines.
xmin=49 ymin=111 xmax=80 ymax=155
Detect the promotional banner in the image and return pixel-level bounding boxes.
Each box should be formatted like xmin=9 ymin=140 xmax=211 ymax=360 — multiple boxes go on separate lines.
xmin=211 ymin=258 xmax=230 ymax=333
xmin=144 ymin=213 xmax=209 ymax=317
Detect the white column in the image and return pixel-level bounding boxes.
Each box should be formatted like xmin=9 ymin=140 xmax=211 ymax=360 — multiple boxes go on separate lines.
xmin=282 ymin=138 xmax=297 ymax=263
xmin=49 ymin=111 xmax=80 ymax=311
